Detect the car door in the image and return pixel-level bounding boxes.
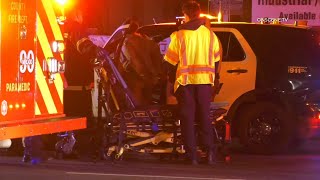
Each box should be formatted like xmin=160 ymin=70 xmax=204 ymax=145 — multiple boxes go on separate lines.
xmin=212 ymin=28 xmax=257 ymax=109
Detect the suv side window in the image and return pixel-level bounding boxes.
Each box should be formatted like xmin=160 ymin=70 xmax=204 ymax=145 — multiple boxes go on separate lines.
xmin=214 ymin=32 xmax=246 ymax=62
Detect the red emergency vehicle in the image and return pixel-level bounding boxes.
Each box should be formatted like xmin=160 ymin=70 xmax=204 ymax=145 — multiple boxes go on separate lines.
xmin=0 ymin=0 xmax=86 ymax=143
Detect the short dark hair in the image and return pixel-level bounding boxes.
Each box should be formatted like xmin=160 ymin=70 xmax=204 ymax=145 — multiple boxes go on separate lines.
xmin=123 ymin=18 xmax=139 ymax=34
xmin=182 ymin=1 xmax=201 ymax=20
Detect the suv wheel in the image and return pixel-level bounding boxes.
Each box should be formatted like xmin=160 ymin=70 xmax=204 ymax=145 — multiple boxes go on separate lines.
xmin=238 ymin=102 xmax=293 ymax=154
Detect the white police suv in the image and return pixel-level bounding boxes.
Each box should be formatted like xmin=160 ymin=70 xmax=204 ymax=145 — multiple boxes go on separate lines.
xmin=104 ymin=21 xmax=320 ymax=154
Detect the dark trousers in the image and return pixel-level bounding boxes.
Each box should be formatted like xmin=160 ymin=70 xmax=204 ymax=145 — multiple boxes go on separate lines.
xmin=175 ymin=84 xmax=214 ymax=158
xmin=23 ymin=136 xmax=44 ymax=159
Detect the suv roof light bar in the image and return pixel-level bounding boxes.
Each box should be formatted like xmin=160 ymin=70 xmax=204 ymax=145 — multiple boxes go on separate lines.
xmin=175 ymin=13 xmax=221 ymax=25
xmin=176 ymin=13 xmax=219 ymax=21
xmin=294 ymin=20 xmax=308 ymax=26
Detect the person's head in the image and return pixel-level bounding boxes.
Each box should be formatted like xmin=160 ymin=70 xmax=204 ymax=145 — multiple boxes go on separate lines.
xmin=66 ymin=2 xmax=84 ymax=25
xmin=123 ymin=18 xmax=139 ymax=34
xmin=72 ymin=9 xmax=84 ymax=24
xmin=182 ymin=1 xmax=201 ymax=22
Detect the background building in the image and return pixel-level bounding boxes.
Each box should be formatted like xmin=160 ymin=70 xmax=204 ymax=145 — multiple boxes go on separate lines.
xmin=80 ymin=0 xmax=182 ymax=34
xmin=73 ymin=0 xmax=250 ymax=35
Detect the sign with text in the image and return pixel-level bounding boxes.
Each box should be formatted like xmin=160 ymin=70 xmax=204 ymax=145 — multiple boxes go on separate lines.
xmin=252 ymin=0 xmax=320 ymax=26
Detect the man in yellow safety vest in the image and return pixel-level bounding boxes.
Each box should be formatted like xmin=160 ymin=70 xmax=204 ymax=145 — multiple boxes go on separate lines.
xmin=164 ymin=1 xmax=222 ymax=165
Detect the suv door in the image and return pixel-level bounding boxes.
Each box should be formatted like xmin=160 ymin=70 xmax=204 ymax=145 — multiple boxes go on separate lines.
xmin=212 ymin=28 xmax=257 ymax=109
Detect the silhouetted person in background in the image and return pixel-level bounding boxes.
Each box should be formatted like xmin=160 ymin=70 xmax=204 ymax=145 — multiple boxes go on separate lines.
xmin=63 ymin=6 xmax=94 ymax=120
xmin=118 ymin=19 xmax=164 ymax=105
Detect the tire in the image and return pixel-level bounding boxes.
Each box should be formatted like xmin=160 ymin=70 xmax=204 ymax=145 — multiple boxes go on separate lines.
xmin=238 ymin=102 xmax=294 ymax=154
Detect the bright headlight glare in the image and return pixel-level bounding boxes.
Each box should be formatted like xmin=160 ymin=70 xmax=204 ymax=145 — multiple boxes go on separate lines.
xmin=289 ymin=80 xmax=303 ymax=90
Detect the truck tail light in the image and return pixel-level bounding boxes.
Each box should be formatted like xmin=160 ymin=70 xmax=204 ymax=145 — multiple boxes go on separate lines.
xmin=43 ymin=58 xmax=65 ymax=82
xmin=45 ymin=58 xmax=65 ymax=74
xmin=52 ymin=41 xmax=65 ymax=53
xmin=311 ymin=113 xmax=320 ymax=128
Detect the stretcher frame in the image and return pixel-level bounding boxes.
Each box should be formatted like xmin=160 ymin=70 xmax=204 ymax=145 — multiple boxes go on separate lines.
xmin=92 ymin=53 xmax=231 ymax=162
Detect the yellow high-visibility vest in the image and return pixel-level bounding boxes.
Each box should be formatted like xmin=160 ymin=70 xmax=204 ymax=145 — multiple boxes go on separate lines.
xmin=164 ymin=25 xmax=221 ymax=92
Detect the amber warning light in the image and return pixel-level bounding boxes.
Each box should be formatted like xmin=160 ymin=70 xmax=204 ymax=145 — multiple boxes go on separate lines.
xmin=56 ymin=0 xmax=67 ymax=6
xmin=176 ymin=13 xmax=219 ymax=22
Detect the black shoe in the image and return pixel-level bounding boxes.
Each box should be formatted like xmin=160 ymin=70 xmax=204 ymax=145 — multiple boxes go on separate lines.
xmin=183 ymin=153 xmax=199 ymax=165
xmin=22 ymin=154 xmax=31 ymax=163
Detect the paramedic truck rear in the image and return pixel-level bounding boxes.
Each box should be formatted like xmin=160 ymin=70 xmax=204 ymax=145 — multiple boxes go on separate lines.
xmin=0 ymin=0 xmax=86 ymax=146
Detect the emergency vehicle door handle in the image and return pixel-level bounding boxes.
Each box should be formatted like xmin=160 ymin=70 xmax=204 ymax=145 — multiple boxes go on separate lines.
xmin=227 ymin=69 xmax=248 ymax=74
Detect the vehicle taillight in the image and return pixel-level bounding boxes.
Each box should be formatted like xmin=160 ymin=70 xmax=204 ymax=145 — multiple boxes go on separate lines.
xmin=43 ymin=57 xmax=65 ymax=81
xmin=52 ymin=41 xmax=65 ymax=53
xmin=311 ymin=113 xmax=320 ymax=128
xmin=8 ymin=103 xmax=27 ymax=110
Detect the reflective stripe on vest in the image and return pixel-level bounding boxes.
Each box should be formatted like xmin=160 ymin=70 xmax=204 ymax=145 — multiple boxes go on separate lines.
xmin=177 ymin=31 xmax=188 ymax=67
xmin=165 ymin=48 xmax=179 ymax=64
xmin=209 ymin=31 xmax=214 ymax=66
xmin=170 ymin=26 xmax=220 ymax=92
xmin=177 ymin=66 xmax=215 ymax=85
xmin=177 ymin=65 xmax=215 ymax=74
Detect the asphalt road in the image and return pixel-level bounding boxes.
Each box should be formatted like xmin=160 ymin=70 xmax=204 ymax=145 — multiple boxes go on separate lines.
xmin=1 ymin=139 xmax=320 ymax=180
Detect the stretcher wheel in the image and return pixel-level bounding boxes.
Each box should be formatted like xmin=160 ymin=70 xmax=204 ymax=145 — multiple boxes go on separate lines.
xmin=109 ymin=151 xmax=123 ymax=162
